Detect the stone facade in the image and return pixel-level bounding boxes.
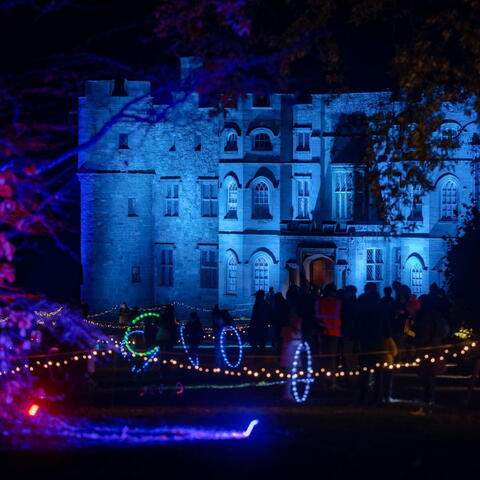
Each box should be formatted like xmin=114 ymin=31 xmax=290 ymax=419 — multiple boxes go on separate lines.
xmin=78 ymin=63 xmax=480 ymax=316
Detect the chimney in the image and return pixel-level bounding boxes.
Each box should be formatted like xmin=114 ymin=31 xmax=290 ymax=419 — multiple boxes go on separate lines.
xmin=180 ymin=57 xmax=203 ymax=84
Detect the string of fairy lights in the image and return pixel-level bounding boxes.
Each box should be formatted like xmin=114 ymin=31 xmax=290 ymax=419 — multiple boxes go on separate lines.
xmin=2 ymin=303 xmax=479 ymax=404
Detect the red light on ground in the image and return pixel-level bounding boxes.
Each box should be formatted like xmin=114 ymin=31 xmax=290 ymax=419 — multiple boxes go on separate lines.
xmin=27 ymin=404 xmax=40 ymax=417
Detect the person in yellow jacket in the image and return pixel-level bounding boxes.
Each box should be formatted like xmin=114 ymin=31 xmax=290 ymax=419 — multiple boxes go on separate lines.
xmin=380 ymin=336 xmax=398 ymax=403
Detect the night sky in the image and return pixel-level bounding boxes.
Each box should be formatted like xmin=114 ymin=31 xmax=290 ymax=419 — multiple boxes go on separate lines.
xmin=3 ymin=1 xmax=398 ymax=301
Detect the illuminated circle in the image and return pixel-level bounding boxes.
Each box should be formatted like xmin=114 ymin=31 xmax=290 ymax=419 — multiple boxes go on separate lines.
xmin=179 ymin=325 xmax=200 ymax=367
xmin=291 ymin=341 xmax=314 ymax=403
xmin=121 ymin=312 xmax=161 ymax=373
xmin=219 ymin=325 xmax=243 ymax=369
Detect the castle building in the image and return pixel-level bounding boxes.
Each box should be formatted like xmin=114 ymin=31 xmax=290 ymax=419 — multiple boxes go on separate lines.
xmin=78 ymin=59 xmax=479 ymax=316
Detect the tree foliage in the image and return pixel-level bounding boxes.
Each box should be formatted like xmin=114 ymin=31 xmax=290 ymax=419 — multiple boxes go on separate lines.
xmin=445 ymin=206 xmax=480 ymax=333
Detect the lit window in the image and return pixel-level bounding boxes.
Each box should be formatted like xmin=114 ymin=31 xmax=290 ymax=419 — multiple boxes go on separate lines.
xmin=128 ymin=198 xmax=137 ymax=217
xmin=131 ymin=266 xmax=141 ymax=283
xmin=227 ymin=183 xmax=238 ymax=215
xmin=366 ymin=248 xmax=383 ymax=282
xmin=201 ymin=183 xmax=218 ymax=217
xmin=226 ymin=256 xmax=238 ymax=294
xmin=119 ymin=133 xmax=129 ymax=149
xmin=334 ymin=171 xmax=353 ymax=220
xmin=296 ymin=133 xmax=310 ymax=152
xmin=225 ymin=132 xmax=238 ymax=152
xmin=253 ymin=181 xmax=271 ymax=219
xmin=393 ymin=247 xmax=401 ymax=282
xmin=297 ymin=179 xmax=310 ymax=219
xmin=200 ymin=250 xmax=218 ymax=288
xmin=159 ymin=248 xmax=174 ymax=287
xmin=253 ymin=133 xmax=272 ymax=151
xmin=411 ymin=262 xmax=423 ymax=296
xmin=440 ymin=180 xmax=458 ymax=220
xmin=253 ymin=256 xmax=269 ymax=292
xmin=165 ymin=183 xmax=179 ymax=216
xmin=408 ymin=186 xmax=423 ymax=221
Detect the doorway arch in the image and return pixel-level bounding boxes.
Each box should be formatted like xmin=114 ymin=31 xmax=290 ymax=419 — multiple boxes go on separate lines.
xmin=303 ymin=254 xmax=335 ymax=288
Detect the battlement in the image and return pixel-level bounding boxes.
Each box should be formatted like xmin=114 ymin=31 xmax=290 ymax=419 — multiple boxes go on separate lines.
xmin=84 ymin=79 xmax=151 ymax=101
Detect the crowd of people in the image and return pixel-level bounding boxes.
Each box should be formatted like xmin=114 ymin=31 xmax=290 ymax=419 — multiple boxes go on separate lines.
xmin=249 ymin=281 xmax=451 ymax=410
xmin=116 ymin=280 xmax=453 ymax=412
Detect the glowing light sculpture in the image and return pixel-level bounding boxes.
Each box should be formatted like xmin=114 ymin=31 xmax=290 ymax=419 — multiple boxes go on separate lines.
xmin=219 ymin=325 xmax=243 ymax=369
xmin=120 ymin=313 xmax=161 ymax=373
xmin=291 ymin=341 xmax=314 ymax=403
xmin=179 ymin=325 xmax=200 ymax=367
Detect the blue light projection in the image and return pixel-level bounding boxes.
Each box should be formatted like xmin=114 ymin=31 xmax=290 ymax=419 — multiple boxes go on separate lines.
xmin=219 ymin=325 xmax=243 ymax=369
xmin=20 ymin=418 xmax=261 ymax=447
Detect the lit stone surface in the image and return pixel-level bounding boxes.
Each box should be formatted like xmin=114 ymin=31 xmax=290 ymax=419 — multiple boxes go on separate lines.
xmin=78 ymin=73 xmax=479 ymax=317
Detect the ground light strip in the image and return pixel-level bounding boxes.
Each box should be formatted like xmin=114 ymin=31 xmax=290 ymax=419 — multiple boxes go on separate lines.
xmin=219 ymin=325 xmax=243 ymax=368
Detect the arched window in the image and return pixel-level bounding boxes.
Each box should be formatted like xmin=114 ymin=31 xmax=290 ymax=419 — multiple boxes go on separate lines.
xmin=410 ymin=262 xmax=423 ymax=296
xmin=225 ymin=132 xmax=238 ymax=152
xmin=227 ymin=183 xmax=238 ymax=213
xmin=253 ymin=256 xmax=269 ymax=292
xmin=253 ymin=133 xmax=272 ymax=151
xmin=440 ymin=180 xmax=459 ymax=220
xmin=226 ymin=255 xmax=238 ymax=294
xmin=253 ymin=181 xmax=271 ymax=219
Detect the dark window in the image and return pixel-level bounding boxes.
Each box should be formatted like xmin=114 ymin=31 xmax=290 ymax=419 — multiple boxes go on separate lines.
xmin=225 ymin=132 xmax=238 ymax=152
xmin=200 ymin=250 xmax=218 ymax=288
xmin=201 ymin=183 xmax=218 ymax=217
xmin=159 ymin=248 xmax=174 ymax=286
xmin=131 ymin=266 xmax=141 ymax=283
xmin=253 ymin=94 xmax=270 ymax=107
xmin=252 ymin=182 xmax=272 ymax=219
xmin=253 ymin=133 xmax=272 ymax=151
xmin=128 ymin=198 xmax=137 ymax=217
xmin=165 ymin=183 xmax=179 ymax=216
xmin=119 ymin=133 xmax=129 ymax=149
xmin=194 ymin=133 xmax=202 ymax=151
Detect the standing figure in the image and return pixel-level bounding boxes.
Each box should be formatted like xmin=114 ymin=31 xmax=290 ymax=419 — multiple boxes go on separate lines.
xmin=357 ymin=282 xmax=385 ymax=404
xmin=185 ymin=312 xmax=204 ymax=356
xmin=118 ymin=302 xmax=130 ymax=326
xmin=314 ymin=283 xmax=342 ymax=384
xmin=248 ymin=290 xmax=270 ymax=354
xmin=280 ymin=308 xmax=303 ymax=401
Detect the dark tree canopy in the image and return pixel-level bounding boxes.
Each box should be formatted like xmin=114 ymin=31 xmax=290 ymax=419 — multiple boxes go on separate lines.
xmin=445 ymin=206 xmax=480 ymax=333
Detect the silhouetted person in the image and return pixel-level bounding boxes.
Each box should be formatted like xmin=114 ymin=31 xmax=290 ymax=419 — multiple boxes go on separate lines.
xmin=315 ymin=283 xmax=342 ymax=383
xmin=411 ymin=288 xmax=449 ymax=415
xmin=286 ymin=284 xmax=299 ymax=308
xmin=357 ymin=282 xmax=384 ymax=404
xmin=341 ymin=285 xmax=359 ymax=371
xmin=271 ymin=292 xmax=290 ymax=353
xmin=248 ymin=290 xmax=270 ymax=354
xmin=118 ymin=302 xmax=130 ymax=326
xmin=163 ymin=304 xmax=177 ymax=350
xmin=130 ymin=306 xmax=140 ymax=323
xmin=266 ymin=286 xmax=275 ymax=307
xmin=280 ymin=307 xmax=303 ymax=401
xmin=144 ymin=318 xmax=158 ymax=350
xmin=185 ymin=312 xmax=203 ymax=355
xmin=297 ymin=285 xmax=317 ymax=352
xmin=211 ymin=304 xmax=221 ymax=330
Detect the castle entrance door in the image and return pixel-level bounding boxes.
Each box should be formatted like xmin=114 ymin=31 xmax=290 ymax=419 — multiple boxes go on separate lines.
xmin=310 ymin=257 xmax=334 ymax=288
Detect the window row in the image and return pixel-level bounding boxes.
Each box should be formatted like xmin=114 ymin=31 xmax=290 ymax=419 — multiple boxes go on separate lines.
xmin=221 ymin=130 xmax=311 ymax=153
xmin=132 ymin=251 xmax=272 ymax=295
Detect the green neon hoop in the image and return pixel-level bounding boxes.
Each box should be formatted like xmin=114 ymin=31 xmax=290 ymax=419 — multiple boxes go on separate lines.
xmin=123 ymin=312 xmax=162 ymax=357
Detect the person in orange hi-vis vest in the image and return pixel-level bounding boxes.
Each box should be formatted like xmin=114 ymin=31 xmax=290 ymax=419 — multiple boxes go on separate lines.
xmin=314 ymin=283 xmax=342 ymax=386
